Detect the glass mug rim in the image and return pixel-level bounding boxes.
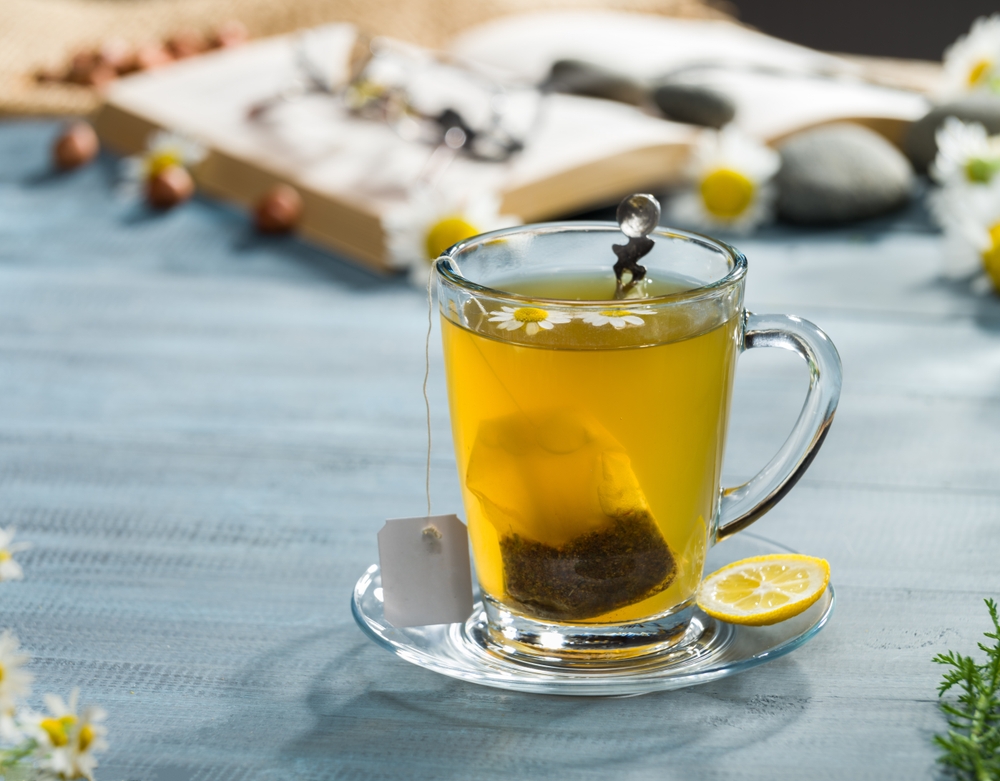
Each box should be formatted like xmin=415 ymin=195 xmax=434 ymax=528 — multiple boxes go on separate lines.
xmin=434 ymin=221 xmax=747 ymax=308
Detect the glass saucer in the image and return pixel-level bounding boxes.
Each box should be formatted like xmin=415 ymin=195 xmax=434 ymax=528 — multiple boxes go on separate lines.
xmin=351 ymin=532 xmax=834 ymax=696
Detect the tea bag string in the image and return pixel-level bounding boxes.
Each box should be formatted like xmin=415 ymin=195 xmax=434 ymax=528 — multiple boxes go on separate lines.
xmin=424 ymin=271 xmax=434 ymax=517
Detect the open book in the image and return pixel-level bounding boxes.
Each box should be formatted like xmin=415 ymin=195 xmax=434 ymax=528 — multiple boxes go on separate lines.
xmin=94 ymin=12 xmax=930 ymax=271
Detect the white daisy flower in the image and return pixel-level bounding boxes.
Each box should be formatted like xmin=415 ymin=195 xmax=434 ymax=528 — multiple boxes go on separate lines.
xmin=941 ymin=14 xmax=1000 ymax=96
xmin=580 ymin=308 xmax=651 ymax=329
xmin=0 ymin=527 xmax=30 ymax=582
xmin=667 ymin=128 xmax=780 ymax=233
xmin=0 ymin=631 xmax=32 ymax=734
xmin=344 ymin=78 xmax=391 ymax=112
xmin=930 ymin=117 xmax=1000 ymax=187
xmin=928 ymin=118 xmax=1000 ymax=279
xmin=121 ymin=130 xmax=207 ymax=187
xmin=383 ymin=192 xmax=521 ymax=285
xmin=932 ymin=192 xmax=1000 ymax=278
xmin=934 ymin=185 xmax=1000 ymax=287
xmin=488 ymin=305 xmax=571 ymax=336
xmin=31 ymin=689 xmax=108 ymax=781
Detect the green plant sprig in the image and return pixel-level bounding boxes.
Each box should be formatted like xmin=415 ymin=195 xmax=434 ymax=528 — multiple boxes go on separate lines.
xmin=0 ymin=738 xmax=38 ymax=768
xmin=933 ymin=598 xmax=1000 ymax=781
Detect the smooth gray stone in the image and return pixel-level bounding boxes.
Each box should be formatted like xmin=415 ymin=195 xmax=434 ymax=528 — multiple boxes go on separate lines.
xmin=905 ymin=95 xmax=1000 ymax=172
xmin=651 ymin=82 xmax=736 ymax=128
xmin=776 ymin=123 xmax=914 ymax=224
xmin=542 ymin=59 xmax=648 ymax=106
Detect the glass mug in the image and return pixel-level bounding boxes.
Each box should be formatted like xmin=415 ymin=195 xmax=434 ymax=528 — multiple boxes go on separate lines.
xmin=434 ymin=223 xmax=841 ymax=661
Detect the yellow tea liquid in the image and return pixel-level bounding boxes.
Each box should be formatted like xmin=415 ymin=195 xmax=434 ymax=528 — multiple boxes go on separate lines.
xmin=442 ymin=271 xmax=740 ymax=625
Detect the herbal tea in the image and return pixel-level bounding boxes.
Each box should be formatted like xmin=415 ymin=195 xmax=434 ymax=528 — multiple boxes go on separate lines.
xmin=442 ymin=270 xmax=740 ymax=624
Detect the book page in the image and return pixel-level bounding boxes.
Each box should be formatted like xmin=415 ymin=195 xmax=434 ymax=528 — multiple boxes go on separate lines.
xmin=450 ymin=12 xmax=929 ymax=141
xmin=451 ymin=12 xmax=854 ymax=83
xmin=103 ymin=23 xmax=698 ymax=222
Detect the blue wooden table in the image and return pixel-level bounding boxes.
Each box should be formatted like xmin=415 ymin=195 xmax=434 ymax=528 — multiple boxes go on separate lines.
xmin=1 ymin=118 xmax=997 ymax=780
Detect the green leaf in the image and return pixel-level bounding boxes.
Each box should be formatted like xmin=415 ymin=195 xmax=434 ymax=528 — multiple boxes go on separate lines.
xmin=934 ymin=598 xmax=1000 ymax=780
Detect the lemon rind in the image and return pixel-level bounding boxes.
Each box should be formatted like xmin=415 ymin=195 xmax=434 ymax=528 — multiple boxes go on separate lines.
xmin=696 ymin=554 xmax=830 ymax=627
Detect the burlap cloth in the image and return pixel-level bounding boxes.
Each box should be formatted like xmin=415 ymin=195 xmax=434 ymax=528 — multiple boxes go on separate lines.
xmin=0 ymin=0 xmax=732 ymax=116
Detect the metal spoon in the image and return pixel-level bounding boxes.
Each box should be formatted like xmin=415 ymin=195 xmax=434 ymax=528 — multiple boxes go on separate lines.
xmin=613 ymin=193 xmax=660 ymax=299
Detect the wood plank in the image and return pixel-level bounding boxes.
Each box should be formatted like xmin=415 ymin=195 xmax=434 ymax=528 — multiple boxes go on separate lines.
xmin=0 ymin=118 xmax=996 ymax=779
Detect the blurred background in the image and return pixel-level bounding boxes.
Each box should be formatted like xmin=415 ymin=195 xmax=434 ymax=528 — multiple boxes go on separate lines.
xmin=733 ymin=0 xmax=995 ymax=59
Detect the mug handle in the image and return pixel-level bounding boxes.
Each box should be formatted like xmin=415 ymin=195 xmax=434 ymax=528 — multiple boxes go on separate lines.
xmin=716 ymin=312 xmax=843 ymax=543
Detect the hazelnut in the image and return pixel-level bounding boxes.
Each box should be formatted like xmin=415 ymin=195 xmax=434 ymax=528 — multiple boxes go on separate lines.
xmin=133 ymin=44 xmax=173 ymax=71
xmin=255 ymin=184 xmax=303 ymax=233
xmin=166 ymin=29 xmax=207 ymax=59
xmin=35 ymin=68 xmax=65 ymax=84
xmin=83 ymin=63 xmax=118 ymax=88
xmin=147 ymin=165 xmax=195 ymax=209
xmin=66 ymin=51 xmax=99 ymax=85
xmin=210 ymin=20 xmax=249 ymax=49
xmin=53 ymin=122 xmax=100 ymax=170
xmin=70 ymin=50 xmax=99 ymax=71
xmin=98 ymin=38 xmax=135 ymax=74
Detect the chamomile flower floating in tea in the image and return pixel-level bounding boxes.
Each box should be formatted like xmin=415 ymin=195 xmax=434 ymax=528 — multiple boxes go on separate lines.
xmin=667 ymin=128 xmax=779 ymax=233
xmin=385 ymin=193 xmax=520 ymax=285
xmin=941 ymin=14 xmax=1000 ymax=96
xmin=579 ymin=309 xmax=650 ymax=329
xmin=488 ymin=305 xmax=571 ymax=336
xmin=31 ymin=689 xmax=108 ymax=781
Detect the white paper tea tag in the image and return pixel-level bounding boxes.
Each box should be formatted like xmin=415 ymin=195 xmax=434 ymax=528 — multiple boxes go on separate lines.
xmin=377 ymin=514 xmax=474 ymax=628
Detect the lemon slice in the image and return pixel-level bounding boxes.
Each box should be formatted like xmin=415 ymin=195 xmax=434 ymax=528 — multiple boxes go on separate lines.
xmin=696 ymin=554 xmax=830 ymax=626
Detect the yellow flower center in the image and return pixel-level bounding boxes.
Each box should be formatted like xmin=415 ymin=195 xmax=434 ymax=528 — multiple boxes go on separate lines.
xmin=0 ymin=550 xmax=9 ymax=563
xmin=599 ymin=309 xmax=631 ymax=317
xmin=983 ymin=222 xmax=1000 ymax=292
xmin=0 ymin=662 xmax=5 ymax=682
xmin=40 ymin=715 xmax=77 ymax=747
xmin=346 ymin=79 xmax=387 ymax=108
xmin=78 ymin=723 xmax=96 ymax=752
xmin=145 ymin=149 xmax=184 ymax=179
xmin=425 ymin=217 xmax=480 ymax=261
xmin=965 ymin=157 xmax=1000 ymax=183
xmin=700 ymin=168 xmax=755 ymax=219
xmin=968 ymin=59 xmax=992 ymax=86
xmin=513 ymin=307 xmax=548 ymax=323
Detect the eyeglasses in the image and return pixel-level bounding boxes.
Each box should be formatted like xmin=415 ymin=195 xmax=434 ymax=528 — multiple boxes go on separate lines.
xmin=248 ymin=32 xmax=539 ymax=165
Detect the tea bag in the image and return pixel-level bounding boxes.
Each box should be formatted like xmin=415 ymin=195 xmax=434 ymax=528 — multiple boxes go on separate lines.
xmin=467 ymin=411 xmax=676 ymax=621
xmin=378 ymin=515 xmax=474 ymax=628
